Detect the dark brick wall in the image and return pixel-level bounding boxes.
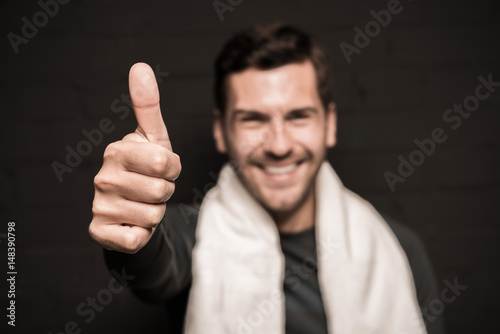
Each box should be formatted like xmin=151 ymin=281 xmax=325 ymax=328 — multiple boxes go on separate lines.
xmin=1 ymin=0 xmax=498 ymax=333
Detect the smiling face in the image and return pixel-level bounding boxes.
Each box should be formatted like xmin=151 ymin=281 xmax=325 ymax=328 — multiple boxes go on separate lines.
xmin=213 ymin=61 xmax=337 ymax=215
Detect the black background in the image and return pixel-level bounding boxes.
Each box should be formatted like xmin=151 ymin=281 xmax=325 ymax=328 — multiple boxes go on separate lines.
xmin=1 ymin=0 xmax=499 ymax=333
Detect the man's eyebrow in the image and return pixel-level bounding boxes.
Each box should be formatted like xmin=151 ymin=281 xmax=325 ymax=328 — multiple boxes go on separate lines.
xmin=232 ymin=107 xmax=318 ymax=116
xmin=229 ymin=107 xmax=319 ymax=122
xmin=287 ymin=107 xmax=319 ymax=114
xmin=230 ymin=109 xmax=267 ymax=122
xmin=232 ymin=109 xmax=263 ymax=116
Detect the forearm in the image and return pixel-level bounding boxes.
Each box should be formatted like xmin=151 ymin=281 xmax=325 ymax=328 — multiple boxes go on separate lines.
xmin=104 ymin=207 xmax=196 ymax=302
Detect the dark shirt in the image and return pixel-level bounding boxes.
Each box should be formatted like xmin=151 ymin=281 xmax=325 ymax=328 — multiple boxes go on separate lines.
xmin=280 ymin=226 xmax=328 ymax=334
xmin=104 ymin=205 xmax=445 ymax=334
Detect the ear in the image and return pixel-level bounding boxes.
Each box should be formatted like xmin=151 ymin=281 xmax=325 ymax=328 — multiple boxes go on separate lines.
xmin=213 ymin=109 xmax=227 ymax=153
xmin=325 ymin=102 xmax=337 ymax=148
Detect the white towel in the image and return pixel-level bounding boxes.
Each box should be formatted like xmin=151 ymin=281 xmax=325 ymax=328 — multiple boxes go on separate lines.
xmin=184 ymin=162 xmax=426 ymax=334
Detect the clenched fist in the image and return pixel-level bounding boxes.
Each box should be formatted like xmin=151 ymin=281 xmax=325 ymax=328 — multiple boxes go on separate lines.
xmin=89 ymin=63 xmax=181 ymax=254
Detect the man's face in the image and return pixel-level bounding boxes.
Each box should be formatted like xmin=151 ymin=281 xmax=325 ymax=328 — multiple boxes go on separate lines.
xmin=213 ymin=61 xmax=336 ymax=215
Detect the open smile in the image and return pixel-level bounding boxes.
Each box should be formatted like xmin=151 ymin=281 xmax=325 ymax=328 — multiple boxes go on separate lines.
xmin=263 ymin=163 xmax=299 ymax=175
xmin=255 ymin=160 xmax=306 ymax=179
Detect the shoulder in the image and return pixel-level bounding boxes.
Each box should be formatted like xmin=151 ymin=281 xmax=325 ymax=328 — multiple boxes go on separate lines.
xmin=381 ymin=214 xmax=426 ymax=260
xmin=380 ymin=214 xmax=439 ymax=305
xmin=380 ymin=213 xmax=432 ymax=283
xmin=381 ymin=214 xmax=446 ymax=333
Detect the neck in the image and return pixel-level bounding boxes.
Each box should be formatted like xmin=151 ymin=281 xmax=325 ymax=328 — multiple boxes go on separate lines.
xmin=272 ymin=186 xmax=316 ymax=234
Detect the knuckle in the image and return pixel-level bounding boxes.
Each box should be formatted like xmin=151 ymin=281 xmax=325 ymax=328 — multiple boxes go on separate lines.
xmin=103 ymin=142 xmax=122 ymax=161
xmin=165 ymin=182 xmax=175 ymax=201
xmin=150 ymin=149 xmax=168 ymax=175
xmin=88 ymin=221 xmax=103 ymax=244
xmin=88 ymin=221 xmax=98 ymax=240
xmin=150 ymin=180 xmax=168 ymax=203
xmin=91 ymin=197 xmax=107 ymax=218
xmin=122 ymin=133 xmax=137 ymax=141
xmin=172 ymin=153 xmax=182 ymax=178
xmin=122 ymin=230 xmax=142 ymax=253
xmin=146 ymin=204 xmax=165 ymax=228
xmin=93 ymin=173 xmax=112 ymax=192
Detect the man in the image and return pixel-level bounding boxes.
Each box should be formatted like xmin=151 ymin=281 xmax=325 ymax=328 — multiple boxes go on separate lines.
xmin=89 ymin=23 xmax=444 ymax=334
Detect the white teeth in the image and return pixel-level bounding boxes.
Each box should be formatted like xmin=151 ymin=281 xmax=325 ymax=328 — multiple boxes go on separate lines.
xmin=264 ymin=164 xmax=298 ymax=175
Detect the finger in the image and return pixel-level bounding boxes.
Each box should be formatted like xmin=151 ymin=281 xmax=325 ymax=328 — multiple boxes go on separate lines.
xmin=106 ymin=140 xmax=181 ymax=180
xmin=89 ymin=222 xmax=153 ymax=254
xmin=129 ymin=62 xmax=172 ymax=150
xmin=96 ymin=170 xmax=175 ymax=204
xmin=92 ymin=194 xmax=166 ymax=229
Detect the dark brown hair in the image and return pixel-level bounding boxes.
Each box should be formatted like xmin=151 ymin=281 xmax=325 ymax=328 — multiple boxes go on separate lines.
xmin=214 ymin=22 xmax=333 ymax=114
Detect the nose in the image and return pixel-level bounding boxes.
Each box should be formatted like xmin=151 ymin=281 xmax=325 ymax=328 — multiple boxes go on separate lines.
xmin=263 ymin=119 xmax=292 ymax=159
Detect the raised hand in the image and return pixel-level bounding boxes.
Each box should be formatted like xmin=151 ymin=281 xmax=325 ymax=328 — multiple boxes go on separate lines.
xmin=89 ymin=63 xmax=181 ymax=253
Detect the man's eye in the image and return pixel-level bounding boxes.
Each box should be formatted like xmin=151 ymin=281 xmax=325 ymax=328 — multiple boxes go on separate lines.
xmin=287 ymin=113 xmax=308 ymax=120
xmin=241 ymin=116 xmax=264 ymax=122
